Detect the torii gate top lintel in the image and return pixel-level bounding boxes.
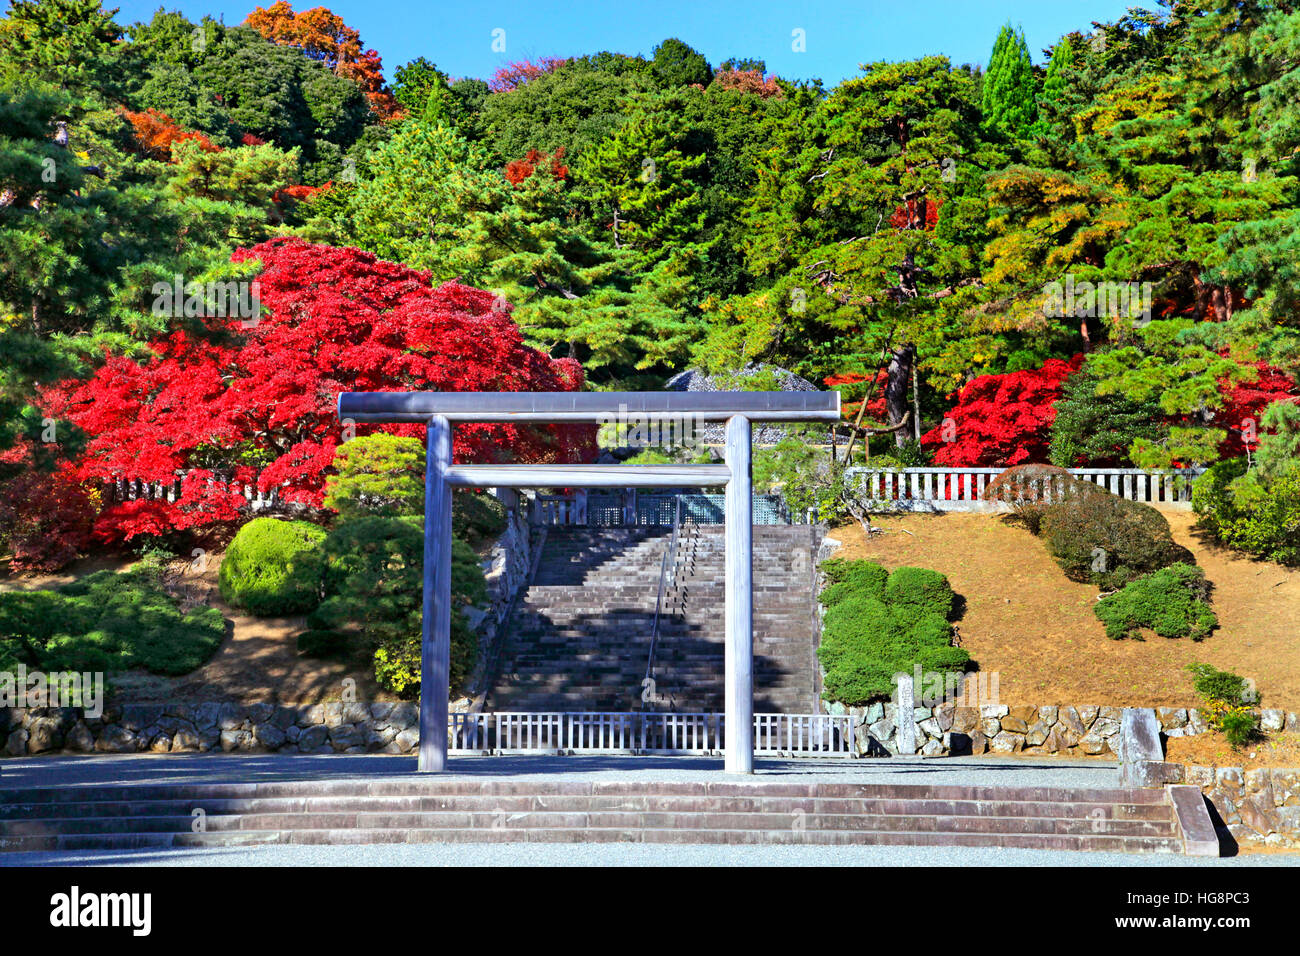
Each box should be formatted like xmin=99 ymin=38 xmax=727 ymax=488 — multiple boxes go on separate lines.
xmin=335 ymin=389 xmax=840 ymax=776
xmin=337 ymin=390 xmax=841 ymax=424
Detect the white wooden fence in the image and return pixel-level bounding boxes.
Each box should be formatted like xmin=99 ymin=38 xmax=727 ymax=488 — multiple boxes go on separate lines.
xmin=450 ymin=711 xmax=856 ymax=757
xmin=846 ymin=466 xmax=1204 ymax=512
xmin=101 ymin=473 xmax=287 ymax=512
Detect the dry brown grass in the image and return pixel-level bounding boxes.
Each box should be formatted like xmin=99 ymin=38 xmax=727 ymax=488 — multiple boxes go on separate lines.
xmin=829 ymin=509 xmax=1300 ymax=709
xmin=1165 ymin=731 xmax=1300 ymax=769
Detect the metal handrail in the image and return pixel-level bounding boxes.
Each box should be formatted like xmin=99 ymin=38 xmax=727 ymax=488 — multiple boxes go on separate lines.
xmin=643 ymin=496 xmax=683 ymax=701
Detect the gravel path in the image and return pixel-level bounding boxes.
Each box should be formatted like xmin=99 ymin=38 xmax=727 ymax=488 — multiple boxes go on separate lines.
xmin=0 ymin=752 xmax=1123 ymax=790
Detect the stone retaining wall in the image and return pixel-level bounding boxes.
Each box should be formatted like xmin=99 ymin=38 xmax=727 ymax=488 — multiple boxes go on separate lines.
xmin=461 ymin=492 xmax=533 ymax=705
xmin=825 ymin=700 xmax=1300 ymax=758
xmin=2 ymin=702 xmax=422 ymax=756
xmin=1183 ymin=766 xmax=1300 ymax=849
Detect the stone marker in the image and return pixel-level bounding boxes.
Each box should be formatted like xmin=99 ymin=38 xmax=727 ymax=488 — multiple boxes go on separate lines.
xmin=895 ymin=673 xmax=917 ymax=755
xmin=1119 ymin=707 xmax=1182 ymax=788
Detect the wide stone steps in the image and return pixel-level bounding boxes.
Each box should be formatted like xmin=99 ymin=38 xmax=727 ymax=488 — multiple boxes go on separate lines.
xmin=0 ymin=781 xmax=1186 ymax=853
xmin=490 ymin=526 xmax=820 ymax=713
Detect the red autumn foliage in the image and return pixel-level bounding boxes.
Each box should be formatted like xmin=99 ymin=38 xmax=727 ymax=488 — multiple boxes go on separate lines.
xmin=1213 ymin=361 xmax=1299 ymax=459
xmin=888 ymin=196 xmax=942 ymax=230
xmin=240 ymin=132 xmax=268 ymax=147
xmin=0 ymin=442 xmax=97 ymax=572
xmin=119 ymin=108 xmax=220 ymax=161
xmin=39 ymin=239 xmax=594 ymax=546
xmin=824 ymin=370 xmax=888 ymax=423
xmin=504 ymin=148 xmax=568 ymax=185
xmin=489 ymin=57 xmax=569 ymax=93
xmin=712 ymin=69 xmax=783 ymax=98
xmin=920 ymin=356 xmax=1084 ymax=467
xmin=273 ymin=181 xmax=331 ymax=208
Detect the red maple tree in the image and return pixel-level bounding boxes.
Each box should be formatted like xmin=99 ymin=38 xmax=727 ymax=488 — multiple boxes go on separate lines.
xmin=920 ymin=356 xmax=1084 ymax=467
xmin=39 ymin=239 xmax=593 ymax=544
xmin=1212 ymin=361 xmax=1298 ymax=459
xmin=712 ymin=69 xmax=782 ymax=98
xmin=504 ymin=147 xmax=568 ymax=185
xmin=0 ymin=442 xmax=97 ymax=571
xmin=489 ymin=58 xmax=569 ymax=93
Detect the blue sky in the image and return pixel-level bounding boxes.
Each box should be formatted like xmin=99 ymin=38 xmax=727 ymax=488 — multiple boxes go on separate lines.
xmin=113 ymin=0 xmax=1145 ymax=85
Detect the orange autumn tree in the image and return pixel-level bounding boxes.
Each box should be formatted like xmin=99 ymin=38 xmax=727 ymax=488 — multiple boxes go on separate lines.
xmin=712 ymin=68 xmax=783 ymax=99
xmin=245 ymin=2 xmax=398 ymax=118
xmin=505 ymin=148 xmax=568 ymax=185
xmin=119 ymin=108 xmax=220 ymax=161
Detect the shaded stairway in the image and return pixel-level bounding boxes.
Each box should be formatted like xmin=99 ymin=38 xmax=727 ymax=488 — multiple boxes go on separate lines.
xmin=0 ymin=778 xmax=1192 ymax=853
xmin=487 ymin=526 xmax=823 ymax=713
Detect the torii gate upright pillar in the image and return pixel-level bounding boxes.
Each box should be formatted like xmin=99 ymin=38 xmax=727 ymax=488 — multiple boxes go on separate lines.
xmin=724 ymin=415 xmax=753 ymax=773
xmin=420 ymin=415 xmax=453 ymax=772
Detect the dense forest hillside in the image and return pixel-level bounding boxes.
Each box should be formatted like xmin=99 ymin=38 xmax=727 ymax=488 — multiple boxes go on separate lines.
xmin=3 ymin=0 xmax=1300 ymax=570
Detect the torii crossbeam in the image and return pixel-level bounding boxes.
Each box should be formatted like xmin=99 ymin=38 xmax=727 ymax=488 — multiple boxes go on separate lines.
xmin=336 ymin=390 xmax=841 ymax=773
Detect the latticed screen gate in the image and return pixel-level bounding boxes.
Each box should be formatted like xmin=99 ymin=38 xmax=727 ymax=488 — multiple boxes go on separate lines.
xmin=586 ymin=493 xmax=623 ymax=526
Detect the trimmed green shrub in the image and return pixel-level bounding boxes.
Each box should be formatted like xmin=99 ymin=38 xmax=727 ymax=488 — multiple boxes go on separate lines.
xmin=324 ymin=434 xmax=424 ymax=519
xmin=324 ymin=435 xmax=508 ymax=545
xmin=1093 ymin=564 xmax=1217 ymax=640
xmin=1193 ymin=458 xmax=1300 ymax=565
xmin=1039 ymin=491 xmax=1194 ymax=589
xmin=307 ymin=515 xmax=486 ymax=698
xmin=818 ymin=559 xmax=888 ymax=606
xmin=0 ymin=566 xmax=224 ymax=675
xmin=219 ymin=518 xmax=327 ymax=616
xmin=1187 ymin=662 xmax=1256 ymax=707
xmin=885 ymin=566 xmax=954 ymax=625
xmin=816 ymin=566 xmax=969 ymax=705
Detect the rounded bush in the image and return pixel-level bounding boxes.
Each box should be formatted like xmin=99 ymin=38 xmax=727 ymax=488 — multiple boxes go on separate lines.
xmin=219 ymin=518 xmax=327 ymax=616
xmin=1193 ymin=458 xmax=1300 ymax=565
xmin=1094 ymin=563 xmax=1217 ymax=640
xmin=818 ymin=560 xmax=889 ymax=606
xmin=885 ymin=566 xmax=954 ymax=624
xmin=1041 ymin=492 xmax=1193 ymax=589
xmin=817 ymin=566 xmax=969 ymax=706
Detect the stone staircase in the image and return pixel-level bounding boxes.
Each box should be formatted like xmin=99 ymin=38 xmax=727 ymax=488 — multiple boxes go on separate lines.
xmin=0 ymin=779 xmax=1192 ymax=853
xmin=487 ymin=526 xmax=822 ymax=714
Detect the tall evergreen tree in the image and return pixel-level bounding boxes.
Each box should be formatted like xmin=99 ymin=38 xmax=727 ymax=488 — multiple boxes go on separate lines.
xmin=982 ymin=23 xmax=1037 ymax=139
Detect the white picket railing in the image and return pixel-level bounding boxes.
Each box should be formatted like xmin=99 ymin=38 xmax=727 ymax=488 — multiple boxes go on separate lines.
xmin=845 ymin=466 xmax=1204 ymax=512
xmin=449 ymin=712 xmax=856 ymax=757
xmin=101 ymin=472 xmax=288 ymax=512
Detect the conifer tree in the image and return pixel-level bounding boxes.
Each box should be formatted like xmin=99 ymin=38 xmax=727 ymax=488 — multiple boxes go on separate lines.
xmin=982 ymin=23 xmax=1038 ymax=139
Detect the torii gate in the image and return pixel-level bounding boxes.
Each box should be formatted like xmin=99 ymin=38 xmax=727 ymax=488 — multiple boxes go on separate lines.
xmin=336 ymin=390 xmax=841 ymax=773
